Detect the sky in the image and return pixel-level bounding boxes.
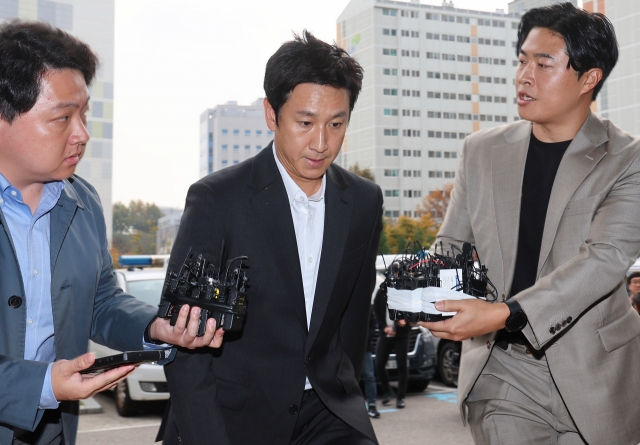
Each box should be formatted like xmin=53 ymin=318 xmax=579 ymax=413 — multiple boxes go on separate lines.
xmin=113 ymin=0 xmax=515 ymax=209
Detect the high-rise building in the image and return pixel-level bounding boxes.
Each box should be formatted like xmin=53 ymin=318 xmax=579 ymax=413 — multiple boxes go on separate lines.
xmin=337 ymin=0 xmax=522 ymax=218
xmin=584 ymin=0 xmax=640 ymax=137
xmin=199 ymin=99 xmax=274 ymax=177
xmin=0 ymin=0 xmax=115 ymax=240
xmin=507 ymin=0 xmax=577 ymax=14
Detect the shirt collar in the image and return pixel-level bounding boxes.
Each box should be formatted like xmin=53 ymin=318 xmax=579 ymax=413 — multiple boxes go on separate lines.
xmin=0 ymin=171 xmax=65 ymax=206
xmin=272 ymin=143 xmax=326 ymax=206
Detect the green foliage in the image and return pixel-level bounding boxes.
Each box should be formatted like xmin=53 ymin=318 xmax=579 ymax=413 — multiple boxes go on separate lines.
xmin=112 ymin=200 xmax=161 ymax=254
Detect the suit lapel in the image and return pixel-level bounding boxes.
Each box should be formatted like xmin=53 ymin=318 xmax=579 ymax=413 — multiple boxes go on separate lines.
xmin=492 ymin=122 xmax=531 ymax=294
xmin=537 ymin=113 xmax=608 ymax=275
xmin=50 ymin=180 xmax=82 ymax=274
xmin=306 ymin=166 xmax=352 ymax=351
xmin=248 ymin=146 xmax=308 ymax=332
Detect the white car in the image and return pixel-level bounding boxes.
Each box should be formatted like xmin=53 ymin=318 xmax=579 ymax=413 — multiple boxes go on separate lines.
xmin=89 ymin=265 xmax=168 ymax=416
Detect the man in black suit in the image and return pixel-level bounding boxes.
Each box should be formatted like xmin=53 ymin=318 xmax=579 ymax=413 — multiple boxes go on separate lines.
xmin=163 ymin=31 xmax=382 ymax=445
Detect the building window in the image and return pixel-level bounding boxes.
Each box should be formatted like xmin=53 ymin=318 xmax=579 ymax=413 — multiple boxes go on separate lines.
xmin=403 ymin=170 xmax=412 ymax=177
xmin=233 ymin=144 xmax=239 ymax=151
xmin=426 ymin=13 xmax=440 ymax=20
xmin=384 ymin=149 xmax=399 ymax=156
xmin=383 ymin=88 xmax=398 ymax=96
xmin=382 ymin=28 xmax=397 ymax=36
xmin=426 ymin=32 xmax=440 ymax=40
xmin=457 ymin=55 xmax=471 ymax=62
xmin=413 ymin=150 xmax=421 ymax=157
xmin=458 ymin=94 xmax=472 ymax=101
xmin=384 ymin=190 xmax=400 ymax=197
xmin=383 ymin=48 xmax=397 ymax=56
xmin=256 ymin=145 xmax=262 ymax=150
xmin=427 ymin=91 xmax=441 ymax=99
xmin=382 ymin=8 xmax=397 ymax=16
xmin=426 ymin=52 xmax=441 ymax=59
xmin=384 ymin=169 xmax=399 ymax=177
xmin=233 ymin=160 xmax=239 ymax=165
xmin=222 ymin=144 xmax=228 ymax=151
xmin=222 ymin=129 xmax=228 ymax=136
xmin=267 ymin=130 xmax=274 ymax=136
xmin=245 ymin=129 xmax=251 ymax=136
xmin=245 ymin=145 xmax=251 ymax=151
xmin=256 ymin=130 xmax=262 ymax=136
xmin=426 ymin=71 xmax=440 ymax=79
xmin=233 ymin=129 xmax=240 ymax=136
xmin=413 ymin=170 xmax=422 ymax=177
xmin=384 ymin=129 xmax=399 ymax=136
xmin=457 ymin=36 xmax=470 ymax=42
xmin=383 ymin=68 xmax=398 ymax=75
xmin=222 ymin=160 xmax=228 ymax=166
xmin=383 ymin=108 xmax=399 ymax=116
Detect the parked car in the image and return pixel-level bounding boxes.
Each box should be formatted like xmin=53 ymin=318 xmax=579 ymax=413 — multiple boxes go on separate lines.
xmin=89 ymin=264 xmax=168 ymax=416
xmin=432 ymin=338 xmax=461 ymax=387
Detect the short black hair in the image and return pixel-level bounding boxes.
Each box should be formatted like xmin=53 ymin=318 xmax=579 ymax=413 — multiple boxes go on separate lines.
xmin=0 ymin=20 xmax=98 ymax=124
xmin=516 ymin=2 xmax=618 ymax=100
xmin=627 ymin=271 xmax=640 ymax=285
xmin=263 ymin=30 xmax=363 ymax=124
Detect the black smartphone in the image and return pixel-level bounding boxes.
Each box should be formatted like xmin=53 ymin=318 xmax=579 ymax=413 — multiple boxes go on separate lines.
xmin=80 ymin=350 xmax=167 ymax=375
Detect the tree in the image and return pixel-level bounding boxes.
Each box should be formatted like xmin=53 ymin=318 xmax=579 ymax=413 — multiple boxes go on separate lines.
xmin=112 ymin=200 xmax=162 ymax=254
xmin=416 ymin=183 xmax=454 ymax=226
xmin=382 ymin=214 xmax=437 ymax=254
xmin=348 ymin=162 xmax=375 ymax=181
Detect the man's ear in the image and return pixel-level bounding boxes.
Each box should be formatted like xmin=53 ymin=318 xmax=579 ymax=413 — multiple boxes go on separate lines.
xmin=581 ymin=68 xmax=603 ymax=97
xmin=263 ymin=98 xmax=277 ymax=131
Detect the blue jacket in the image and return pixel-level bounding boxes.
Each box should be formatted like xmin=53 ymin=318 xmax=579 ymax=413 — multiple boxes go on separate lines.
xmin=0 ymin=175 xmax=157 ymax=444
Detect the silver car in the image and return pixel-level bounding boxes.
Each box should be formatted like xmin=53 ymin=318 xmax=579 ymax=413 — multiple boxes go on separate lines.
xmin=89 ymin=267 xmax=168 ymax=416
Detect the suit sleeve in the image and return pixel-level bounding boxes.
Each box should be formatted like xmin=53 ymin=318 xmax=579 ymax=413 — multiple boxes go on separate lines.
xmin=339 ymin=187 xmax=383 ymax=377
xmin=518 ymin=149 xmax=640 ymax=349
xmin=163 ymin=181 xmax=232 ymax=445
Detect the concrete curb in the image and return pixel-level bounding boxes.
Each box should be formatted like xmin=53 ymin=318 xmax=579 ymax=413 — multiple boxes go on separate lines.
xmin=79 ymin=397 xmax=103 ymax=415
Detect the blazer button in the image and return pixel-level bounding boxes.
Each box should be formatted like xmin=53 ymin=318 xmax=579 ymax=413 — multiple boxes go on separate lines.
xmin=289 ymin=404 xmax=299 ymax=415
xmin=566 ymin=316 xmax=572 ymax=324
xmin=555 ymin=323 xmax=562 ymax=332
xmin=305 ymin=355 xmax=311 ymax=364
xmin=549 ymin=326 xmax=556 ymax=334
xmin=8 ymin=295 xmax=22 ymax=308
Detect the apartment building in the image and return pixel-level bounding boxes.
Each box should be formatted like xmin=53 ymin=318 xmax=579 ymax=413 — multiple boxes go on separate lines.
xmin=199 ymin=99 xmax=274 ymax=177
xmin=337 ymin=0 xmax=522 ymax=218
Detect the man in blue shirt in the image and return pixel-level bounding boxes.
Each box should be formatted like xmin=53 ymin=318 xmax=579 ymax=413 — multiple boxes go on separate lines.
xmin=0 ymin=21 xmax=223 ymax=445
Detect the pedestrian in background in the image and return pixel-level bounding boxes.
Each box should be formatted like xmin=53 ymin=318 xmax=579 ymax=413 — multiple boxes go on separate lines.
xmin=361 ymin=307 xmax=380 ymax=418
xmin=374 ymin=287 xmax=410 ymax=409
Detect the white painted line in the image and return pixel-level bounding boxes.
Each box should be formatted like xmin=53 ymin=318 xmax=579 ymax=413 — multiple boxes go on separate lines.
xmin=78 ymin=423 xmax=161 ymax=434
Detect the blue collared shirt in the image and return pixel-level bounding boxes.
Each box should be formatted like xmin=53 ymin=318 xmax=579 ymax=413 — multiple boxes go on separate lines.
xmin=0 ymin=172 xmax=64 ymax=409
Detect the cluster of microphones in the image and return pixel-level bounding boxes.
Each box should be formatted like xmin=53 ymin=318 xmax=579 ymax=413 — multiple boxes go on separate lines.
xmin=383 ymin=242 xmax=497 ymax=322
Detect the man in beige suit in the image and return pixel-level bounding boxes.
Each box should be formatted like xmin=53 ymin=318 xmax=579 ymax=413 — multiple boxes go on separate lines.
xmin=421 ymin=4 xmax=640 ymax=444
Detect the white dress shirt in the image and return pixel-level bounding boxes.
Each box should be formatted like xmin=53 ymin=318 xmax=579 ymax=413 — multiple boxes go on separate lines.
xmin=273 ymin=145 xmax=325 ymax=390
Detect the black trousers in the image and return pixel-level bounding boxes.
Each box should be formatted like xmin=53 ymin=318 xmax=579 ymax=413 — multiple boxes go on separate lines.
xmin=12 ymin=409 xmax=63 ymax=445
xmin=290 ymin=390 xmax=377 ymax=445
xmin=375 ymin=334 xmax=409 ymax=400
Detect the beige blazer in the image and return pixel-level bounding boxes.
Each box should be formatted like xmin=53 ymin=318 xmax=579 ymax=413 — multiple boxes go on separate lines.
xmin=436 ymin=112 xmax=640 ymax=445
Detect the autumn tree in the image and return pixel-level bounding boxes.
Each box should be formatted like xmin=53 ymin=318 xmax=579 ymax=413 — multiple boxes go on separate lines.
xmin=416 ymin=183 xmax=454 ymax=226
xmin=112 ymin=200 xmax=162 ymax=254
xmin=348 ymin=162 xmax=375 ymax=181
xmin=381 ymin=213 xmax=437 ymax=254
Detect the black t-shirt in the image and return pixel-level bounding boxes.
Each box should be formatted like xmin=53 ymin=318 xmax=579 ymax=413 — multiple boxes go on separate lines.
xmin=509 ymin=133 xmax=571 ymax=297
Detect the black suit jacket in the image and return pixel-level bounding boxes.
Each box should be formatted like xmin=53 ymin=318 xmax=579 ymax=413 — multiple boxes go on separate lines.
xmin=164 ymin=144 xmax=383 ymax=445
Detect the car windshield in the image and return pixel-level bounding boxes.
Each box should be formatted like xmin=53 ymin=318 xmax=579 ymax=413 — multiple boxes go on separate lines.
xmin=127 ymin=279 xmax=164 ymax=306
